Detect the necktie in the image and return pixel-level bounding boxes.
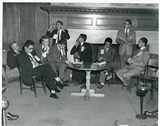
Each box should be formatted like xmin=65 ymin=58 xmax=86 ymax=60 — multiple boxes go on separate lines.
xmin=28 ymin=54 xmax=39 ymax=68
xmin=125 ymin=28 xmax=129 ymax=37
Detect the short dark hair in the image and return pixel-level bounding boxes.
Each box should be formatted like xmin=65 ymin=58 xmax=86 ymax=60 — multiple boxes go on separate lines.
xmin=104 ymin=37 xmax=112 ymax=45
xmin=9 ymin=41 xmax=17 ymax=51
xmin=56 ymin=20 xmax=63 ymax=25
xmin=125 ymin=19 xmax=132 ymax=25
xmin=140 ymin=37 xmax=148 ymax=46
xmin=39 ymin=35 xmax=49 ymax=44
xmin=23 ymin=40 xmax=34 ymax=50
xmin=80 ymin=34 xmax=87 ymax=41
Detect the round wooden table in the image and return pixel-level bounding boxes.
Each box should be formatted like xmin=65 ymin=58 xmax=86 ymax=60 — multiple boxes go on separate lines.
xmin=67 ymin=62 xmax=106 ymax=98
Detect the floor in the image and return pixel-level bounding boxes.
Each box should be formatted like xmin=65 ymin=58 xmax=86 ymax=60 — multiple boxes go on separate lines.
xmin=3 ymin=78 xmax=158 ymax=126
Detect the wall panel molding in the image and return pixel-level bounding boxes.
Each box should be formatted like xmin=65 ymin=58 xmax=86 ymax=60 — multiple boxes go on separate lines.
xmin=41 ymin=5 xmax=158 ymax=31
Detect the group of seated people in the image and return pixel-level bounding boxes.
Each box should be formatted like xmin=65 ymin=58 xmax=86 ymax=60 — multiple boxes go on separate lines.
xmin=5 ymin=19 xmax=150 ymax=100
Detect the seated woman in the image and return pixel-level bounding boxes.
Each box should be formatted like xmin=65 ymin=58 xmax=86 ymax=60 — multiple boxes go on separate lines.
xmin=7 ymin=41 xmax=21 ymax=69
xmin=116 ymin=37 xmax=150 ymax=87
xmin=17 ymin=40 xmax=66 ymax=99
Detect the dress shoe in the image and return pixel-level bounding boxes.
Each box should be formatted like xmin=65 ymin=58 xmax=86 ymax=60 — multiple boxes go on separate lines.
xmin=7 ymin=112 xmax=19 ymax=118
xmin=23 ymin=84 xmax=32 ymax=89
xmin=7 ymin=112 xmax=19 ymax=121
xmin=97 ymin=83 xmax=104 ymax=89
xmin=144 ymin=111 xmax=158 ymax=119
xmin=105 ymin=74 xmax=112 ymax=80
xmin=56 ymin=82 xmax=64 ymax=89
xmin=55 ymin=87 xmax=61 ymax=93
xmin=50 ymin=93 xmax=59 ymax=99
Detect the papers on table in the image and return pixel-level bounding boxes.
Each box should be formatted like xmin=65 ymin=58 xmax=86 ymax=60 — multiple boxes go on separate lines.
xmin=96 ymin=61 xmax=106 ymax=66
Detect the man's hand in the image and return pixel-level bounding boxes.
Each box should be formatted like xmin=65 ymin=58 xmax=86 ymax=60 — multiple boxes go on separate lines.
xmin=98 ymin=57 xmax=104 ymax=62
xmin=75 ymin=38 xmax=80 ymax=47
xmin=55 ymin=77 xmax=61 ymax=81
xmin=127 ymin=57 xmax=133 ymax=64
xmin=48 ymin=24 xmax=55 ymax=32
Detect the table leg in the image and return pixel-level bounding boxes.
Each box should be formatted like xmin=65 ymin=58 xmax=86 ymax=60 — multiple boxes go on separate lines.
xmin=86 ymin=71 xmax=90 ymax=90
xmin=71 ymin=70 xmax=104 ymax=98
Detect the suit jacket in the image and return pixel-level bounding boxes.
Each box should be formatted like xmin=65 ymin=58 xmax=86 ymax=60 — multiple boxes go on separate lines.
xmin=130 ymin=48 xmax=149 ymax=69
xmin=70 ymin=43 xmax=92 ymax=63
xmin=17 ymin=51 xmax=42 ymax=85
xmin=98 ymin=47 xmax=115 ymax=65
xmin=116 ymin=28 xmax=136 ymax=46
xmin=35 ymin=44 xmax=50 ymax=64
xmin=46 ymin=29 xmax=70 ymax=50
xmin=7 ymin=50 xmax=19 ymax=69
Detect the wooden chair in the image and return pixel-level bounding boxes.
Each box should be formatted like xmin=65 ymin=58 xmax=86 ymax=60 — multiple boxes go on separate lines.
xmin=136 ymin=53 xmax=158 ymax=100
xmin=2 ymin=87 xmax=8 ymax=126
xmin=2 ymin=50 xmax=8 ymax=87
xmin=18 ymin=66 xmax=47 ymax=97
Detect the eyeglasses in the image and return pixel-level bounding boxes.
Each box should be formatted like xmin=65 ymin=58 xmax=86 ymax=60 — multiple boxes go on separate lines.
xmin=28 ymin=48 xmax=34 ymax=50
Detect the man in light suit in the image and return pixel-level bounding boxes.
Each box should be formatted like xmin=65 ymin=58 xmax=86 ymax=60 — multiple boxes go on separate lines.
xmin=116 ymin=19 xmax=136 ymax=68
xmin=46 ymin=20 xmax=70 ymax=55
xmin=116 ymin=37 xmax=149 ymax=87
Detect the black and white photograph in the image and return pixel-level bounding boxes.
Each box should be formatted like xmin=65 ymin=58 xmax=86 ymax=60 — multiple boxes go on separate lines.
xmin=1 ymin=1 xmax=159 ymax=126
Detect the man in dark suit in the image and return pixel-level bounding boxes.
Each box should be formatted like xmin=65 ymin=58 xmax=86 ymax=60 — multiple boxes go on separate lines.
xmin=46 ymin=20 xmax=70 ymax=54
xmin=17 ymin=40 xmax=65 ymax=99
xmin=7 ymin=41 xmax=21 ymax=69
xmin=96 ymin=37 xmax=115 ymax=89
xmin=70 ymin=34 xmax=92 ymax=87
xmin=36 ymin=35 xmax=70 ymax=83
xmin=70 ymin=34 xmax=92 ymax=64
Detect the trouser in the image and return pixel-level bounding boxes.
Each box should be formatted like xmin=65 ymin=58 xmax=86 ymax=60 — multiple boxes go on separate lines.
xmin=50 ymin=62 xmax=70 ymax=81
xmin=119 ymin=44 xmax=133 ymax=68
xmin=33 ymin=64 xmax=57 ymax=91
xmin=99 ymin=64 xmax=112 ymax=83
xmin=116 ymin=65 xmax=143 ymax=86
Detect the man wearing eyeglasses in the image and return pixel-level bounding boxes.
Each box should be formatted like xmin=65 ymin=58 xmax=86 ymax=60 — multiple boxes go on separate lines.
xmin=17 ymin=40 xmax=66 ymax=99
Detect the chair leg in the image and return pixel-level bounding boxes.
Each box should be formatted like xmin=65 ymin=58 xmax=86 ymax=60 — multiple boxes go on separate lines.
xmin=32 ymin=81 xmax=37 ymax=98
xmin=19 ymin=77 xmax=23 ymax=95
xmin=42 ymin=81 xmax=47 ymax=94
xmin=150 ymin=82 xmax=154 ymax=100
xmin=4 ymin=69 xmax=8 ymax=87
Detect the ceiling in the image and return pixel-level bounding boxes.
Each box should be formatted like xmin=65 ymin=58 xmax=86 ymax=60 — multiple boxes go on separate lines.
xmin=50 ymin=3 xmax=158 ymax=9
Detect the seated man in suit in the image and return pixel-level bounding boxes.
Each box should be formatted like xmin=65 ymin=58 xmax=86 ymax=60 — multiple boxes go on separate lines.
xmin=39 ymin=35 xmax=70 ymax=84
xmin=96 ymin=37 xmax=115 ymax=89
xmin=70 ymin=34 xmax=92 ymax=64
xmin=70 ymin=34 xmax=92 ymax=87
xmin=17 ymin=40 xmax=65 ymax=99
xmin=116 ymin=37 xmax=150 ymax=87
xmin=7 ymin=41 xmax=21 ymax=69
xmin=37 ymin=35 xmax=51 ymax=64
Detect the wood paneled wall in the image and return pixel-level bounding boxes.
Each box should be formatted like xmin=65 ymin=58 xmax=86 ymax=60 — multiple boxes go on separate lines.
xmin=3 ymin=3 xmax=48 ymax=49
xmin=3 ymin=3 xmax=20 ymax=48
xmin=41 ymin=5 xmax=158 ymax=31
